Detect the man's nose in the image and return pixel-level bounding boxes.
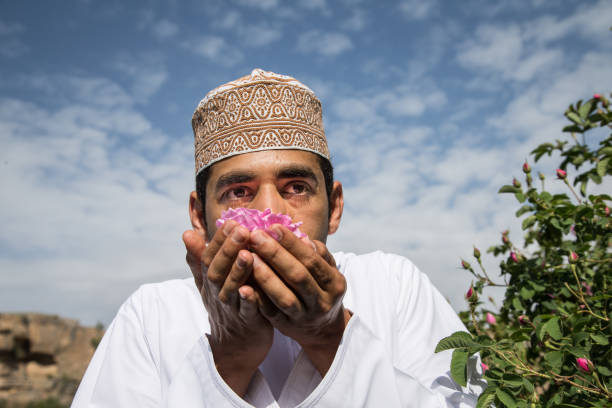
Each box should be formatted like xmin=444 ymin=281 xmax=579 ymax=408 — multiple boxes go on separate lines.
xmin=251 ymin=184 xmax=287 ymax=214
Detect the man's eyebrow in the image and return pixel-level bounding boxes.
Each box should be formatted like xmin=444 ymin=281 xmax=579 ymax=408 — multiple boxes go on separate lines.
xmin=214 ymin=171 xmax=257 ymax=192
xmin=276 ymin=165 xmax=319 ymax=186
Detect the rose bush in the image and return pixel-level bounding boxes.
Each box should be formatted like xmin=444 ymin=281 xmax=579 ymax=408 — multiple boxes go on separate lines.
xmin=436 ymin=92 xmax=612 ymax=407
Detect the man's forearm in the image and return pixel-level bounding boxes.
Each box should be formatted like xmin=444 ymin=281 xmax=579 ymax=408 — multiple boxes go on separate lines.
xmin=300 ymin=308 xmax=352 ymax=376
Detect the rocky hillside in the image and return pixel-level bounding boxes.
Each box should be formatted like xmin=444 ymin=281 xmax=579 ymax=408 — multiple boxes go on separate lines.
xmin=0 ymin=313 xmax=103 ymax=408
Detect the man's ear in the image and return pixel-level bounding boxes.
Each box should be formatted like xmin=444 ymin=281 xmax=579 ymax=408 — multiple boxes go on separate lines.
xmin=189 ymin=191 xmax=208 ymax=239
xmin=327 ymin=181 xmax=344 ymax=235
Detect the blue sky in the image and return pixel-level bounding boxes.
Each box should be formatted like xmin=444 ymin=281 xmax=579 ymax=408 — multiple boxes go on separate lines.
xmin=1 ymin=0 xmax=611 ymax=325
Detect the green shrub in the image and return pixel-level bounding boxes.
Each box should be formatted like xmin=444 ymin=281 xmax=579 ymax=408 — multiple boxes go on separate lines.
xmin=437 ymin=93 xmax=612 ymax=407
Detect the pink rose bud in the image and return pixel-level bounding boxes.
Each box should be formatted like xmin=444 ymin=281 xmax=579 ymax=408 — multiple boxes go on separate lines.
xmin=513 ymin=178 xmax=521 ymax=188
xmin=486 ymin=312 xmax=496 ymax=325
xmin=580 ymin=304 xmax=586 ymax=309
xmin=570 ymin=251 xmax=579 ymax=262
xmin=606 ymin=207 xmax=610 ymax=216
xmin=481 ymin=363 xmax=489 ymax=372
xmin=466 ymin=286 xmax=474 ymax=299
xmin=593 ymin=93 xmax=601 ymax=99
xmin=522 ymin=161 xmax=531 ymax=173
xmin=461 ymin=259 xmax=471 ymax=270
xmin=518 ymin=315 xmax=528 ymax=325
xmin=510 ymin=252 xmax=518 ymax=262
xmin=576 ymin=357 xmax=593 ymax=373
xmin=581 ymin=282 xmax=593 ymax=296
xmin=556 ymin=168 xmax=567 ymax=179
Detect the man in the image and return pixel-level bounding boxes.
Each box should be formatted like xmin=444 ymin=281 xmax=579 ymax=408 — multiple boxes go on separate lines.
xmin=72 ymin=69 xmax=484 ymax=407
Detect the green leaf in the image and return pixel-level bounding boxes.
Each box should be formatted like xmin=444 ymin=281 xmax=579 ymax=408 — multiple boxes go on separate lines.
xmin=515 ymin=205 xmax=533 ymax=217
xmin=495 ymin=388 xmax=517 ymax=408
xmin=597 ymin=157 xmax=609 ymax=177
xmin=514 ymin=192 xmax=526 ymax=203
xmin=599 ymin=146 xmax=612 ymax=156
xmin=512 ymin=297 xmax=524 ymax=311
xmin=590 ymin=333 xmax=609 ymax=345
xmin=450 ymin=349 xmax=468 ymax=387
xmin=520 ymin=286 xmax=535 ymax=300
xmin=522 ymin=215 xmax=537 ymax=230
xmin=597 ymin=366 xmax=612 ymax=376
xmin=543 ymin=316 xmax=562 ymax=340
xmin=578 ymin=100 xmax=593 ymax=120
xmin=435 ymin=331 xmax=478 ymax=352
xmin=566 ymin=111 xmax=582 ymax=125
xmin=476 ymin=389 xmax=497 ymax=408
xmin=544 ymin=350 xmax=563 ymax=371
xmin=550 ymin=217 xmax=563 ymax=231
xmin=499 ymin=185 xmax=520 ymax=194
xmin=522 ymin=377 xmax=534 ymax=394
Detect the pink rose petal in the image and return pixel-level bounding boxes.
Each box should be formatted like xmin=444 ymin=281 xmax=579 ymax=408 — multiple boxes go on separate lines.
xmin=216 ymin=207 xmax=307 ymax=240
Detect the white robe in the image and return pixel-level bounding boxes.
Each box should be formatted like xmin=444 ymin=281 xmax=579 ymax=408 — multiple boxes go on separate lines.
xmin=72 ymin=251 xmax=485 ymax=407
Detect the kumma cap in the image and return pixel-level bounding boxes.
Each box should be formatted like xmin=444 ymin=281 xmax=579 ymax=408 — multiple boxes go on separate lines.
xmin=192 ymin=68 xmax=330 ymax=175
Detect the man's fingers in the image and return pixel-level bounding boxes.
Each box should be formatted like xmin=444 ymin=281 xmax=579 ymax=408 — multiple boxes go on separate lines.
xmin=250 ymin=228 xmax=322 ymax=300
xmin=252 ymin=253 xmax=304 ymax=319
xmin=207 ymin=224 xmax=250 ymax=288
xmin=202 ymin=220 xmax=236 ymax=266
xmin=183 ymin=230 xmax=206 ymax=290
xmin=218 ymin=250 xmax=254 ymax=304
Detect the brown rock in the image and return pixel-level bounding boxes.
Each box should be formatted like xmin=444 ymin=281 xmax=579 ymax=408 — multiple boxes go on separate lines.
xmin=0 ymin=313 xmax=104 ymax=407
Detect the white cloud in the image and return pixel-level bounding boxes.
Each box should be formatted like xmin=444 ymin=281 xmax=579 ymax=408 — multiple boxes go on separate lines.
xmin=183 ymin=36 xmax=243 ymax=65
xmin=152 ymin=19 xmax=179 ymax=39
xmin=0 ymin=20 xmax=24 ymax=35
xmin=298 ymin=0 xmax=330 ymax=15
xmin=341 ymin=9 xmax=366 ymax=31
xmin=398 ymin=0 xmax=437 ymax=20
xmin=241 ymin=25 xmax=282 ymax=47
xmin=112 ymin=52 xmax=168 ymax=102
xmin=0 ymin=76 xmax=194 ymax=325
xmin=235 ymin=0 xmax=279 ymax=10
xmin=298 ymin=30 xmax=353 ymax=57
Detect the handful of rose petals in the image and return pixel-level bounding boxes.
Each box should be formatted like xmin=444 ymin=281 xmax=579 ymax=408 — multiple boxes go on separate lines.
xmin=215 ymin=208 xmax=307 ymax=240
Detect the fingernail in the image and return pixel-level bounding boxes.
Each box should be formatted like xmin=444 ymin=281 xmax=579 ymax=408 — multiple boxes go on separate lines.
xmin=270 ymin=225 xmax=283 ymax=241
xmin=251 ymin=230 xmax=266 ymax=246
xmin=232 ymin=229 xmax=247 ymax=244
xmin=238 ymin=287 xmax=247 ymax=299
xmin=237 ymin=255 xmax=247 ymax=268
xmin=222 ymin=221 xmax=235 ymax=236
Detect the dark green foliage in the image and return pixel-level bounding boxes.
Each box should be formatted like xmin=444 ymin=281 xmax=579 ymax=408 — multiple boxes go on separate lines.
xmin=437 ymin=93 xmax=612 ymax=407
xmin=25 ymin=398 xmax=67 ymax=408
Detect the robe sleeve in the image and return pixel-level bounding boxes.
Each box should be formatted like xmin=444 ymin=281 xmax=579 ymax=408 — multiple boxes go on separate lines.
xmin=71 ymin=290 xmax=163 ymax=407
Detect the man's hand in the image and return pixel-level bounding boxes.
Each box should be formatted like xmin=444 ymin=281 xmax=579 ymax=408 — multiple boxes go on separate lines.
xmin=183 ymin=221 xmax=273 ymax=397
xmin=248 ymin=225 xmax=351 ymax=376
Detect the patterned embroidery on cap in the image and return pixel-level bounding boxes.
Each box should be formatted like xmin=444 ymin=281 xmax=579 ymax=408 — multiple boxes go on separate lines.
xmin=192 ymin=69 xmax=329 ymax=174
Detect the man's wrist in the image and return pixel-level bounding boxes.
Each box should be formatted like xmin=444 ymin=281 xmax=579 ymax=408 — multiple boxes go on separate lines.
xmin=300 ymin=308 xmax=352 ymax=376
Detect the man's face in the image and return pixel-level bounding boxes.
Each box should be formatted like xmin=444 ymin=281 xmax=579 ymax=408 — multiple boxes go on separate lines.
xmin=200 ymin=150 xmax=341 ymax=243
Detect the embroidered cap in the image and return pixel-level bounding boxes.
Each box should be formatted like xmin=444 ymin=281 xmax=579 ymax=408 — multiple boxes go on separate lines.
xmin=192 ymin=69 xmax=330 ymax=175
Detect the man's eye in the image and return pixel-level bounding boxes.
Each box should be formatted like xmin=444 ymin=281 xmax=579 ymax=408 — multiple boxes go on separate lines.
xmin=224 ymin=187 xmax=251 ymax=200
xmin=285 ymin=183 xmax=309 ymax=195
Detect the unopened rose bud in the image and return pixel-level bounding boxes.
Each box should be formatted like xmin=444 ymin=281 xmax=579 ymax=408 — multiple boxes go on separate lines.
xmin=518 ymin=315 xmax=528 ymax=325
xmin=513 ymin=178 xmax=521 ymax=188
xmin=569 ymin=251 xmax=579 ymax=262
xmin=593 ymin=93 xmax=601 ymax=99
xmin=576 ymin=357 xmax=593 ymax=373
xmin=461 ymin=259 xmax=471 ymax=270
xmin=581 ymin=282 xmax=593 ymax=296
xmin=466 ymin=286 xmax=474 ymax=299
xmin=481 ymin=363 xmax=489 ymax=372
xmin=473 ymin=247 xmax=481 ymax=259
xmin=522 ymin=161 xmax=531 ymax=173
xmin=556 ymin=168 xmax=567 ymax=179
xmin=606 ymin=207 xmax=610 ymax=216
xmin=510 ymin=252 xmax=518 ymax=262
xmin=539 ymin=172 xmax=545 ymax=181
xmin=486 ymin=312 xmax=496 ymax=325
xmin=580 ymin=304 xmax=586 ymax=309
